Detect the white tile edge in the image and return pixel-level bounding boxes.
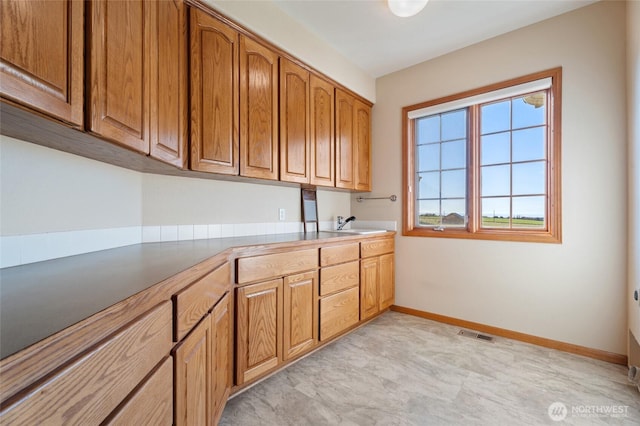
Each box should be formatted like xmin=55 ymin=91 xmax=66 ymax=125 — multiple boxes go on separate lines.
xmin=1 ymin=220 xmax=397 ymax=268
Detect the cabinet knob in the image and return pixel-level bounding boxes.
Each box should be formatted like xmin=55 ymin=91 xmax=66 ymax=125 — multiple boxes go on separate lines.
xmin=634 ymin=290 xmax=639 ymax=302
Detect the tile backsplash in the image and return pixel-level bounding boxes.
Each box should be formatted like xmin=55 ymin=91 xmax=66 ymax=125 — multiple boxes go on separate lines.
xmin=0 ymin=221 xmax=397 ymax=268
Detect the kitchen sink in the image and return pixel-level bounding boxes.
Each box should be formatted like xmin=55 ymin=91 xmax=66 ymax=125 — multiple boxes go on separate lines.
xmin=335 ymin=229 xmax=387 ymax=235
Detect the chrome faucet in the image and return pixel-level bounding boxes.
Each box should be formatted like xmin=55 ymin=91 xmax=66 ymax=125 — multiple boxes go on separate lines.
xmin=337 ymin=215 xmax=356 ymax=231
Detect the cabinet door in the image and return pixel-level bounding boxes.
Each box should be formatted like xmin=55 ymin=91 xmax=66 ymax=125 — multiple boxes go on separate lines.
xmin=354 ymin=99 xmax=372 ymax=191
xmin=0 ymin=0 xmax=83 ymax=126
xmin=150 ymin=0 xmax=187 ymax=168
xmin=89 ymin=0 xmax=150 ymax=153
xmin=320 ymin=286 xmax=359 ymax=342
xmin=106 ymin=357 xmax=173 ymax=426
xmin=379 ymin=253 xmax=395 ymax=311
xmin=310 ymin=74 xmax=335 ymax=187
xmin=211 ymin=293 xmax=231 ymax=425
xmin=0 ymin=302 xmax=172 ymax=425
xmin=360 ymin=257 xmax=379 ymax=320
xmin=283 ymin=271 xmax=318 ymax=360
xmin=190 ymin=8 xmax=239 ymax=175
xmin=236 ymin=278 xmax=283 ymax=385
xmin=335 ymin=89 xmax=355 ymax=189
xmin=240 ymin=35 xmax=279 ymax=180
xmin=280 ymin=58 xmax=310 ymax=184
xmin=174 ymin=313 xmax=212 ymax=426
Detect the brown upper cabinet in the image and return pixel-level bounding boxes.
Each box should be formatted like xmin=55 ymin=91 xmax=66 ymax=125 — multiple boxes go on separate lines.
xmin=279 ymin=58 xmax=310 ymax=184
xmin=335 ymin=89 xmax=372 ymax=191
xmin=150 ymin=0 xmax=188 ymax=169
xmin=239 ymin=35 xmax=279 ymax=180
xmin=354 ymin=98 xmax=372 ymax=191
xmin=310 ymin=75 xmax=335 ymax=187
xmin=88 ymin=0 xmax=187 ymax=166
xmin=190 ymin=8 xmax=239 ymax=175
xmin=88 ymin=0 xmax=151 ymax=153
xmin=0 ymin=0 xmax=84 ymax=127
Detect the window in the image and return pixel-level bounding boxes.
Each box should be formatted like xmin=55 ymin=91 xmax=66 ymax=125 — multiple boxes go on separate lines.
xmin=403 ymin=68 xmax=561 ymax=243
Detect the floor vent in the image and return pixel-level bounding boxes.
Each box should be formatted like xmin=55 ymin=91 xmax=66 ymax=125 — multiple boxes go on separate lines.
xmin=458 ymin=329 xmax=494 ymax=342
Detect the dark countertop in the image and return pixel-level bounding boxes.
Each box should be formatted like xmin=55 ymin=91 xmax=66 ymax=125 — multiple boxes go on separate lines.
xmin=0 ymin=231 xmax=379 ymax=359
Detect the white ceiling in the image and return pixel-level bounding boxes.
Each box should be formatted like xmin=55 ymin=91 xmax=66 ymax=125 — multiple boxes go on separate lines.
xmin=271 ymin=0 xmax=598 ymax=78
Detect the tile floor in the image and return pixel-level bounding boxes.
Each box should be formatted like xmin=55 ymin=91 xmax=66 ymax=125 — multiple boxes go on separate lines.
xmin=220 ymin=311 xmax=639 ymax=425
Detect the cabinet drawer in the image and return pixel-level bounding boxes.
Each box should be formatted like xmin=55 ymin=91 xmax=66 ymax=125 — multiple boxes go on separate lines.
xmin=174 ymin=262 xmax=230 ymax=341
xmin=320 ymin=243 xmax=359 ymax=266
xmin=106 ymin=356 xmax=173 ymax=425
xmin=0 ymin=302 xmax=172 ymax=425
xmin=320 ymin=260 xmax=359 ymax=296
xmin=319 ymin=287 xmax=359 ymax=341
xmin=236 ymin=249 xmax=318 ymax=284
xmin=361 ymin=238 xmax=394 ymax=258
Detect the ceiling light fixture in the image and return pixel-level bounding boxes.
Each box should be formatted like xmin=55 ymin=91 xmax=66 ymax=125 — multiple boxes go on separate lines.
xmin=388 ymin=0 xmax=429 ymax=18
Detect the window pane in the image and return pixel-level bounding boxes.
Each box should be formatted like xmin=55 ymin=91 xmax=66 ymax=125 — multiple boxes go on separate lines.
xmin=513 ymin=93 xmax=546 ymax=129
xmin=418 ymin=172 xmax=439 ymax=199
xmin=481 ymin=100 xmax=510 ymax=134
xmin=513 ymin=196 xmax=545 ymax=228
xmin=418 ymin=200 xmax=441 ymax=226
xmin=441 ymin=170 xmax=465 ymax=198
xmin=513 ymin=162 xmax=545 ymax=195
xmin=441 ymin=139 xmax=466 ymax=169
xmin=441 ymin=199 xmax=466 ymax=226
xmin=416 ymin=116 xmax=440 ymax=144
xmin=481 ymin=132 xmax=510 ymax=165
xmin=441 ymin=109 xmax=466 ymax=140
xmin=418 ymin=144 xmax=440 ymax=171
xmin=481 ymin=165 xmax=510 ymax=196
xmin=513 ymin=127 xmax=545 ymax=162
xmin=481 ymin=197 xmax=510 ymax=228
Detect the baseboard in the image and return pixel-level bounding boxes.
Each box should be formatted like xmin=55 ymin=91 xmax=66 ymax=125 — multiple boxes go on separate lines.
xmin=391 ymin=305 xmax=628 ymax=365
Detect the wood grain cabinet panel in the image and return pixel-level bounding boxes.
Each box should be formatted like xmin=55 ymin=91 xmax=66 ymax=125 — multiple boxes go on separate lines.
xmin=310 ymin=74 xmax=335 ymax=187
xmin=240 ymin=35 xmax=279 ymax=180
xmin=150 ymin=0 xmax=188 ymax=168
xmin=320 ymin=260 xmax=359 ymax=296
xmin=361 ymin=238 xmax=394 ymax=258
xmin=106 ymin=356 xmax=173 ymax=426
xmin=174 ymin=311 xmax=212 ymax=426
xmin=335 ymin=89 xmax=372 ymax=191
xmin=88 ymin=0 xmax=150 ymax=153
xmin=211 ymin=293 xmax=232 ymax=425
xmin=283 ymin=271 xmax=318 ymax=360
xmin=174 ymin=262 xmax=230 ymax=342
xmin=360 ymin=257 xmax=379 ymax=321
xmin=0 ymin=302 xmax=172 ymax=425
xmin=236 ymin=279 xmax=283 ymax=385
xmin=0 ymin=0 xmax=84 ymax=126
xmin=335 ymin=89 xmax=355 ymax=189
xmin=320 ymin=286 xmax=359 ymax=341
xmin=190 ymin=8 xmax=239 ymax=175
xmin=354 ymin=99 xmax=372 ymax=191
xmin=379 ymin=253 xmax=395 ymax=311
xmin=280 ymin=58 xmax=310 ymax=184
xmin=320 ymin=243 xmax=359 ymax=266
xmin=236 ymin=249 xmax=318 ymax=284
xmin=174 ymin=291 xmax=231 ymax=426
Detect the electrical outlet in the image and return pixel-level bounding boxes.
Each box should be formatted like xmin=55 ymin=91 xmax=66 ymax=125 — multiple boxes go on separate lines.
xmin=279 ymin=208 xmax=286 ymax=221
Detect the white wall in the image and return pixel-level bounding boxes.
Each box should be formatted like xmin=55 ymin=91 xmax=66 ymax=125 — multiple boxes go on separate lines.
xmin=628 ymin=0 xmax=640 ymax=355
xmin=204 ymin=0 xmax=376 ymax=102
xmin=0 ymin=135 xmax=142 ymax=235
xmin=356 ymin=1 xmax=628 ymax=354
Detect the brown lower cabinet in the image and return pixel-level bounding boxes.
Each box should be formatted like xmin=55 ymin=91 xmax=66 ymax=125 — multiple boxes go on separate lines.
xmin=174 ymin=293 xmax=231 ymax=426
xmin=0 ymin=235 xmax=394 ymax=425
xmin=235 ymin=268 xmax=320 ymax=387
xmin=0 ymin=302 xmax=173 ymax=425
xmin=360 ymin=239 xmax=395 ymax=321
